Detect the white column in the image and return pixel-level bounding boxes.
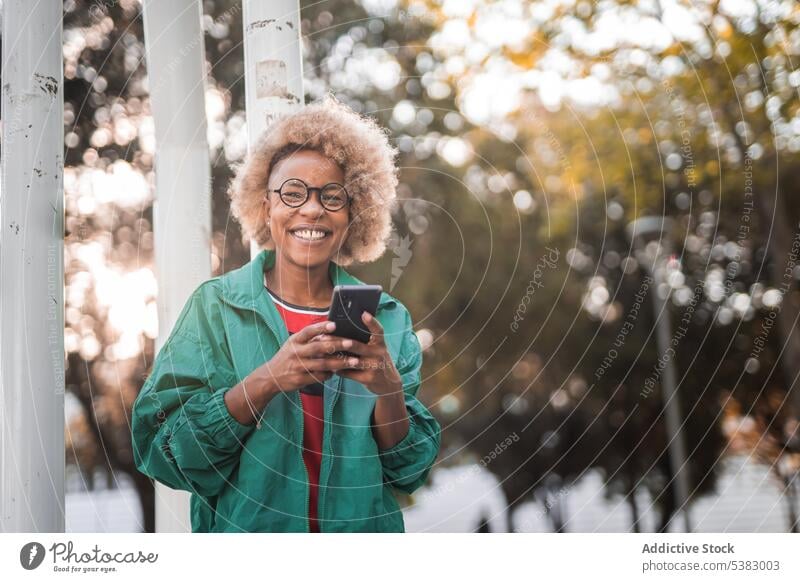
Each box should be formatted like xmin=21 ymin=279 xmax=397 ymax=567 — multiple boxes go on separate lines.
xmin=0 ymin=0 xmax=65 ymax=532
xmin=242 ymin=0 xmax=304 ymax=258
xmin=142 ymin=0 xmax=212 ymax=533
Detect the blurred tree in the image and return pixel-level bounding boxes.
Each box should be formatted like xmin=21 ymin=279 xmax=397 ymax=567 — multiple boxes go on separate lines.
xmin=62 ymin=0 xmax=156 ymax=531
xmin=405 ymin=0 xmax=800 ymax=530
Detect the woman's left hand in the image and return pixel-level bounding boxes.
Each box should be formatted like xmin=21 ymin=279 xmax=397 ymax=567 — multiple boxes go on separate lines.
xmin=318 ymin=311 xmax=403 ymax=396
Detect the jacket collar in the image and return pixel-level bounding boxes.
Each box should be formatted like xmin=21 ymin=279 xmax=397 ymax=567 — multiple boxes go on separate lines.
xmin=220 ymin=249 xmax=396 ymax=342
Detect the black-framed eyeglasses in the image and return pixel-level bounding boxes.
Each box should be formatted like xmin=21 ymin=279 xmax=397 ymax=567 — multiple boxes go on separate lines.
xmin=268 ymin=178 xmax=350 ymax=212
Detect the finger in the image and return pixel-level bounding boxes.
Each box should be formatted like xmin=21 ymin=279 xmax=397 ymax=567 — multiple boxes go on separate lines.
xmin=300 ymin=359 xmax=335 ymax=373
xmin=293 ymin=320 xmax=336 ymax=344
xmin=345 ymin=356 xmax=386 ymax=371
xmin=302 ymin=357 xmax=336 ymax=372
xmin=334 ymin=355 xmax=362 ymax=370
xmin=305 ymin=338 xmax=359 ymax=357
xmin=361 ymin=312 xmax=384 ymax=344
xmin=309 ymin=355 xmax=360 ymax=371
xmin=319 ymin=340 xmax=375 ymax=359
xmin=335 ymin=340 xmax=371 ymax=356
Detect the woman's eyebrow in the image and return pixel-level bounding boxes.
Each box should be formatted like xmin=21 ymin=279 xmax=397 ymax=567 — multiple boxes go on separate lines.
xmin=285 ymin=178 xmax=344 ymax=186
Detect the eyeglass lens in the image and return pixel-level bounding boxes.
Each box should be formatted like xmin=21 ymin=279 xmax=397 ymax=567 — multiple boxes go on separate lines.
xmin=278 ymin=179 xmax=348 ymax=210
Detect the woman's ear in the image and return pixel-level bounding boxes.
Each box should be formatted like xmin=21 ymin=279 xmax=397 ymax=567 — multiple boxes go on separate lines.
xmin=261 ymin=200 xmax=271 ymax=235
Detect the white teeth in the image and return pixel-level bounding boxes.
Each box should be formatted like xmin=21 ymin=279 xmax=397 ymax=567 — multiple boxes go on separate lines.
xmin=293 ymin=229 xmax=327 ymax=240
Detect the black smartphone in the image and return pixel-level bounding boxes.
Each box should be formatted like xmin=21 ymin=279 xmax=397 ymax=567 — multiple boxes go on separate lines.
xmin=327 ymin=284 xmax=382 ymax=358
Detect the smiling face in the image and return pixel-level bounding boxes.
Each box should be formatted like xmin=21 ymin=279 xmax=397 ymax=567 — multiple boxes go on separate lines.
xmin=265 ymin=149 xmax=350 ymax=270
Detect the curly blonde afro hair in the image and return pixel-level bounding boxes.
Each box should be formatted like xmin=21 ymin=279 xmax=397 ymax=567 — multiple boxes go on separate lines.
xmin=227 ymin=93 xmax=400 ymax=266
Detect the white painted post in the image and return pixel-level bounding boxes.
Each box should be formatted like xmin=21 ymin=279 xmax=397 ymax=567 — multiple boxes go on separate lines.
xmin=0 ymin=0 xmax=65 ymax=532
xmin=142 ymin=0 xmax=212 ymax=533
xmin=242 ymin=0 xmax=304 ymax=258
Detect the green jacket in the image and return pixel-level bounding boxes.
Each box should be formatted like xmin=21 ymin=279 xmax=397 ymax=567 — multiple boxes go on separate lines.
xmin=131 ymin=249 xmax=440 ymax=532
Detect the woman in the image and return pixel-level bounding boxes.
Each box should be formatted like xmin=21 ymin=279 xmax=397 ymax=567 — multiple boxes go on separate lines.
xmin=131 ymin=95 xmax=441 ymax=532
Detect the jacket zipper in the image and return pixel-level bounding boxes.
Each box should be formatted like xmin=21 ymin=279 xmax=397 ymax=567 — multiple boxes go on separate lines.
xmin=316 ymin=374 xmax=343 ymax=533
xmin=256 ymin=312 xmax=311 ymax=531
xmin=296 ymin=389 xmax=311 ymax=533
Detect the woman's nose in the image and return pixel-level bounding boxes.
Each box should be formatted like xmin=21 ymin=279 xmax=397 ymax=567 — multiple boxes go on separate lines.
xmin=300 ymin=190 xmax=326 ymax=215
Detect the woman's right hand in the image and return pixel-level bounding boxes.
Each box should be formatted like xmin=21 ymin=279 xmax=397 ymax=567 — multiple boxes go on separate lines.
xmin=251 ymin=321 xmax=359 ymax=393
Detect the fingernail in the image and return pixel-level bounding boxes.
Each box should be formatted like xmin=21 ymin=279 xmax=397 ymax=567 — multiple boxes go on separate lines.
xmin=326 ymin=322 xmax=335 ymax=331
xmin=363 ymin=312 xmax=372 ymax=321
xmin=342 ymin=339 xmax=353 ymax=348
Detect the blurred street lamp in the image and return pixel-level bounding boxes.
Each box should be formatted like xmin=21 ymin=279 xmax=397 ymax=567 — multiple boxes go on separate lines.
xmin=626 ymin=216 xmax=692 ymax=532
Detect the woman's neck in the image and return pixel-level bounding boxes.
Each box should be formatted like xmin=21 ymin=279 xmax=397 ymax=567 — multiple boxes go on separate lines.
xmin=264 ymin=254 xmax=334 ymax=308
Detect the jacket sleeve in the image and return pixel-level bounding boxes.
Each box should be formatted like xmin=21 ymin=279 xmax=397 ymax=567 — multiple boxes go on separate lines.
xmin=131 ymin=287 xmax=256 ymax=498
xmin=377 ymin=311 xmax=441 ymax=494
